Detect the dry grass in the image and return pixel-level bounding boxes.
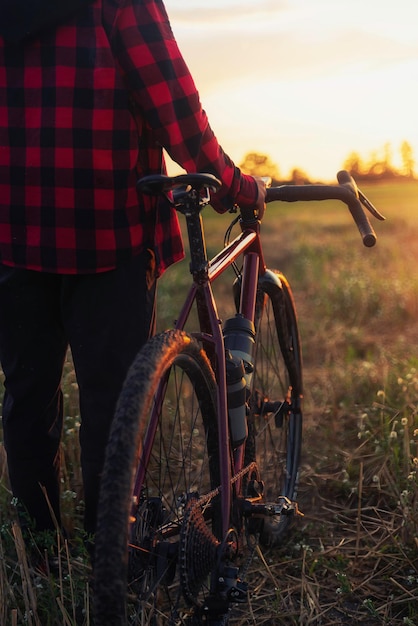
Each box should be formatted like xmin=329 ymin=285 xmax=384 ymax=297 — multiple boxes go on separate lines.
xmin=0 ymin=181 xmax=417 ymax=624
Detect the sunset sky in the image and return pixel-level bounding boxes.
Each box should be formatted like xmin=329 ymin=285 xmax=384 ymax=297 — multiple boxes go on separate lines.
xmin=165 ymin=0 xmax=418 ymax=181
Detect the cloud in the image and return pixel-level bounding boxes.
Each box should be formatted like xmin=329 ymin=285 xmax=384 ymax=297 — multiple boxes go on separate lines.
xmin=168 ymin=0 xmax=286 ymax=24
xmin=175 ymin=21 xmax=418 ymax=95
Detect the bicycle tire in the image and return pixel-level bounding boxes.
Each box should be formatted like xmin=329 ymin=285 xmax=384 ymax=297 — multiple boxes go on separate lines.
xmin=240 ymin=269 xmax=303 ymax=545
xmin=93 ymin=329 xmax=220 ymax=626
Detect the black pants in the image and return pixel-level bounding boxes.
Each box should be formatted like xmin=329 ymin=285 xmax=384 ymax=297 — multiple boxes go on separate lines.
xmin=0 ymin=251 xmax=156 ymax=536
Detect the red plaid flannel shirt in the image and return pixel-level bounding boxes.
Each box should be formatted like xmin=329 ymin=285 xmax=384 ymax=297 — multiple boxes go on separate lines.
xmin=0 ymin=0 xmax=258 ymax=274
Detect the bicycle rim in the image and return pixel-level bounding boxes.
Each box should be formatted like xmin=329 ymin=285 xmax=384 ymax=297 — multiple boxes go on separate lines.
xmin=93 ymin=330 xmax=220 ymax=626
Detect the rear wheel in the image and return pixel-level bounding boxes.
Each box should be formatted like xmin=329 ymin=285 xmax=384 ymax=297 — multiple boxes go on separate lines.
xmin=244 ymin=270 xmax=303 ymax=545
xmin=93 ymin=330 xmax=220 ymax=625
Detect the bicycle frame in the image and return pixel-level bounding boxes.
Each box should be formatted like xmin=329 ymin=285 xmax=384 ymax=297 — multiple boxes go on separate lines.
xmin=175 ymin=210 xmax=265 ymax=538
xmin=133 ymin=208 xmax=265 ymax=540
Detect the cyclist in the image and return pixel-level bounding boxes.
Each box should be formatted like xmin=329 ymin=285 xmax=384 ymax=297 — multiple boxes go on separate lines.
xmin=0 ymin=0 xmax=266 ymax=549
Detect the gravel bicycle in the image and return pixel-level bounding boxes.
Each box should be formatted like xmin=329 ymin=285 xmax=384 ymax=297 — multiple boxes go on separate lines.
xmin=93 ymin=170 xmax=385 ymax=625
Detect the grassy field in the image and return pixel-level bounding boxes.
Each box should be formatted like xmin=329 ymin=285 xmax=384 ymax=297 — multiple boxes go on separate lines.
xmin=0 ymin=180 xmax=417 ymax=624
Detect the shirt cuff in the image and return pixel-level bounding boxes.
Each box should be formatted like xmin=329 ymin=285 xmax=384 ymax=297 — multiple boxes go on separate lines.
xmin=210 ymin=171 xmax=258 ymax=213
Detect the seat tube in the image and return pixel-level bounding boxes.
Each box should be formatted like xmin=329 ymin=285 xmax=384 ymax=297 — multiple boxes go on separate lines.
xmin=238 ymin=252 xmax=259 ymax=321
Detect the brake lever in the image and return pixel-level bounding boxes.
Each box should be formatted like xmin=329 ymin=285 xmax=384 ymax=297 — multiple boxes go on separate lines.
xmin=358 ymin=190 xmax=386 ymax=221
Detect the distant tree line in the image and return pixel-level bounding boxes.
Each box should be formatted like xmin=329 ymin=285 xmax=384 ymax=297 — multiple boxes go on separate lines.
xmin=239 ymin=152 xmax=309 ymax=185
xmin=343 ymin=141 xmax=415 ymax=182
xmin=240 ymin=141 xmax=416 ymax=184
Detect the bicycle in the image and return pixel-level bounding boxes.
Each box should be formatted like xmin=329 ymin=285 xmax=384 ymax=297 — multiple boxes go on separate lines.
xmin=93 ymin=170 xmax=385 ymax=625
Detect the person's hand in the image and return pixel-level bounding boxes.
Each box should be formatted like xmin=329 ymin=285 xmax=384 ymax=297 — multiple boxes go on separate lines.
xmin=253 ymin=176 xmax=268 ymax=221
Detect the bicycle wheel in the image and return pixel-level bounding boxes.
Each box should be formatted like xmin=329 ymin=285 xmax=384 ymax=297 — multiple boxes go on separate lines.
xmin=241 ymin=269 xmax=303 ymax=545
xmin=93 ymin=330 xmax=220 ymax=626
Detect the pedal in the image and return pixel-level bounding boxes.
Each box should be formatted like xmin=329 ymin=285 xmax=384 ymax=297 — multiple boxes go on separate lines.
xmin=241 ymin=496 xmax=303 ymax=518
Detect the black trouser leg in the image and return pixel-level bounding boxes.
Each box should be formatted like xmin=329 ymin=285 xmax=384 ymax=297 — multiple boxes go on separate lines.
xmin=0 ymin=266 xmax=67 ymax=531
xmin=62 ymin=251 xmax=156 ymax=536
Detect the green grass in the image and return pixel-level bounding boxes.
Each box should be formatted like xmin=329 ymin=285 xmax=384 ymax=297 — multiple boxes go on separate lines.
xmin=0 ymin=180 xmax=417 ymax=624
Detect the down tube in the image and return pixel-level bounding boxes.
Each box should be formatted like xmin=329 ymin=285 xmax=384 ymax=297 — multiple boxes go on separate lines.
xmin=238 ymin=252 xmax=259 ymax=323
xmin=233 ymin=252 xmax=259 ymax=481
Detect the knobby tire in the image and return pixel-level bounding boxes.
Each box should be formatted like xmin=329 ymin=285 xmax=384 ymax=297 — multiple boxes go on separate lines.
xmin=93 ymin=330 xmax=219 ymax=626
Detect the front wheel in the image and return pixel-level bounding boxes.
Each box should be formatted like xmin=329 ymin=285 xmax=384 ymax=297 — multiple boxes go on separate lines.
xmin=243 ymin=269 xmax=303 ymax=545
xmin=93 ymin=330 xmax=220 ymax=625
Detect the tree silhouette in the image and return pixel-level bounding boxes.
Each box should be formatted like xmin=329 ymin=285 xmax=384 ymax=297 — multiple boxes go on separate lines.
xmin=400 ymin=140 xmax=415 ymax=178
xmin=290 ymin=167 xmax=309 ymax=184
xmin=343 ymin=152 xmax=365 ymax=178
xmin=239 ymin=152 xmax=280 ymax=182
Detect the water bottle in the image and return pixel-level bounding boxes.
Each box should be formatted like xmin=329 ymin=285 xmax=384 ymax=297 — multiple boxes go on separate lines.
xmin=224 ymin=315 xmax=256 ymax=447
xmin=223 ymin=315 xmax=256 ymax=387
xmin=225 ymin=352 xmax=247 ymax=448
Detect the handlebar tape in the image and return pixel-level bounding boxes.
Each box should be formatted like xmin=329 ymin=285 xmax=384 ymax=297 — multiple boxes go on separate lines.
xmin=265 ymin=174 xmax=377 ymax=247
xmin=336 ymin=171 xmax=376 ymax=247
